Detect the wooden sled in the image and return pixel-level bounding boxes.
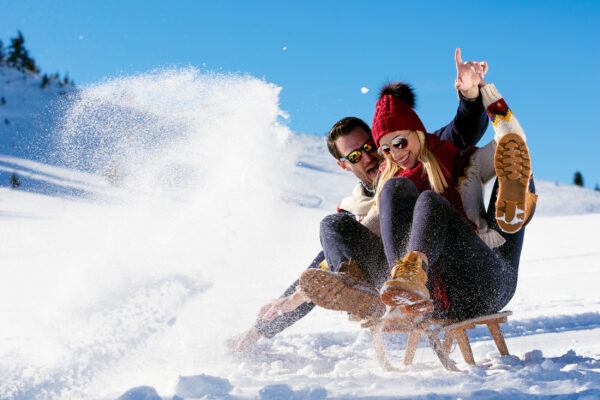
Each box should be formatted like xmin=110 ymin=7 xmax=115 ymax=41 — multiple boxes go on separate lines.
xmin=365 ymin=310 xmax=512 ymax=371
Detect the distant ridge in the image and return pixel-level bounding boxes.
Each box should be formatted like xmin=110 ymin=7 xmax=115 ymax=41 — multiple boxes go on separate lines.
xmin=2 ymin=68 xmax=600 ymax=217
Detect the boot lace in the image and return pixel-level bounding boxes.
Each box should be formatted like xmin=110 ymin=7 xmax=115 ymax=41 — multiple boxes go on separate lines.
xmin=391 ymin=258 xmax=421 ymax=281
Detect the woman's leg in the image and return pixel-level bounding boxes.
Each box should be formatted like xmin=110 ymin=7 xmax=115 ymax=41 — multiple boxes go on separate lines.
xmin=413 ymin=191 xmax=513 ymax=318
xmin=379 ymin=181 xmax=513 ymax=319
xmin=378 ymin=177 xmax=421 ymax=266
xmin=378 ymin=178 xmax=434 ymax=310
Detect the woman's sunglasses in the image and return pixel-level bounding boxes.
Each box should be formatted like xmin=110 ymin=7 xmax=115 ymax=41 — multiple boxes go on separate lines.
xmin=377 ymin=135 xmax=409 ymax=156
xmin=339 ymin=140 xmax=376 ymax=164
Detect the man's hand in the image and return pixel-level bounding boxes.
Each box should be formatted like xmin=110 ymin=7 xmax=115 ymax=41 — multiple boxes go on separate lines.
xmin=225 ymin=289 xmax=309 ymax=353
xmin=257 ymin=289 xmax=307 ymax=321
xmin=226 ymin=327 xmax=262 ymax=353
xmin=454 ymin=48 xmax=488 ymax=99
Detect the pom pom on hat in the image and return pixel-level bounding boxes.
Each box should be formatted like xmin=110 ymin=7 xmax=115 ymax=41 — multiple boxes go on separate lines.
xmin=379 ymin=82 xmax=416 ymax=108
xmin=372 ymin=81 xmax=426 ymax=146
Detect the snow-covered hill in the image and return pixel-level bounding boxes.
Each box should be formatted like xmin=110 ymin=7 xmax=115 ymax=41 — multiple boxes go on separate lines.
xmin=0 ymin=66 xmax=77 ymax=195
xmin=0 ymin=67 xmax=599 ymax=399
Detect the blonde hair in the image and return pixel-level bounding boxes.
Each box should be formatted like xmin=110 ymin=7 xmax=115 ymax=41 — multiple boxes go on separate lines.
xmin=375 ymin=130 xmax=448 ymax=207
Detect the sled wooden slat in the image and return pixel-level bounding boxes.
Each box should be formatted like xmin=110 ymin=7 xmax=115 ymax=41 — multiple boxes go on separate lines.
xmin=451 ymin=327 xmax=475 ymax=365
xmin=486 ymin=321 xmax=509 ymax=356
xmin=403 ymin=330 xmax=421 ymax=366
xmin=368 ymin=310 xmax=512 ymax=371
xmin=369 ymin=326 xmax=396 ymax=371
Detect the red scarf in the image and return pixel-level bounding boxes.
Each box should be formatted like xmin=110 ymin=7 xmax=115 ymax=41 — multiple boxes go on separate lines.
xmin=390 ymin=134 xmax=476 ymax=229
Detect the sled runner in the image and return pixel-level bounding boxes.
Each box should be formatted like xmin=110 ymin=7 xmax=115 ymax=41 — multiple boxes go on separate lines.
xmin=363 ymin=310 xmax=512 ymax=371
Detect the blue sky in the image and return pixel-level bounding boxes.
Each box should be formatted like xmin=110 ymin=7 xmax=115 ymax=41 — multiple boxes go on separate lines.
xmin=1 ymin=0 xmax=599 ymax=187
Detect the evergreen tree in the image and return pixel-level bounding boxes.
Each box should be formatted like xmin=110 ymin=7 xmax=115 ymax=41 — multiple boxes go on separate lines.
xmin=41 ymin=73 xmax=49 ymax=89
xmin=595 ymin=184 xmax=599 ymax=192
xmin=0 ymin=39 xmax=5 ymax=64
xmin=22 ymin=56 xmax=38 ymax=73
xmin=7 ymin=31 xmax=38 ymax=73
xmin=573 ymin=171 xmax=584 ymax=187
xmin=10 ymin=172 xmax=20 ymax=189
xmin=7 ymin=32 xmax=25 ymax=67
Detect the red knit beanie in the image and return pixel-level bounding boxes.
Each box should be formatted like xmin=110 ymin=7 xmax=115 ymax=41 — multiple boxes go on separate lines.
xmin=371 ymin=82 xmax=426 ymax=146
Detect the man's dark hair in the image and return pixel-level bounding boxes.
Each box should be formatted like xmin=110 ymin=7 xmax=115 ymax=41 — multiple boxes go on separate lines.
xmin=326 ymin=117 xmax=372 ymax=160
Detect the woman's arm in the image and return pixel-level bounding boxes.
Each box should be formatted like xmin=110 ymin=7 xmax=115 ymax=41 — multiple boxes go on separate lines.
xmin=433 ymin=49 xmax=490 ymax=149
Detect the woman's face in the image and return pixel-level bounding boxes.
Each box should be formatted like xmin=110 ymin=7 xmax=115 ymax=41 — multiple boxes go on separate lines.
xmin=377 ymin=130 xmax=421 ymax=170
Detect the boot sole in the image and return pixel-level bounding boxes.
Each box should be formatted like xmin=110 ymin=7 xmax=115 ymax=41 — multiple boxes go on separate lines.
xmin=380 ymin=284 xmax=429 ymax=307
xmin=494 ymin=133 xmax=532 ymax=233
xmin=299 ymin=269 xmax=385 ymax=320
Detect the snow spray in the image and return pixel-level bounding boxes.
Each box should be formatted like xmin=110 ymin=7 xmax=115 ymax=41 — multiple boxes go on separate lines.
xmin=0 ymin=68 xmax=319 ymax=398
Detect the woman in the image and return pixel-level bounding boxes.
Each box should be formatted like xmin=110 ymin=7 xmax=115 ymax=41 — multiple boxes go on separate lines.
xmin=371 ymin=80 xmax=536 ymax=320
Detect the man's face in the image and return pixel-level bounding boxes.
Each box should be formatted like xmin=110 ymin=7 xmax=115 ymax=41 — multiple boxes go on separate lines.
xmin=335 ymin=128 xmax=382 ymax=187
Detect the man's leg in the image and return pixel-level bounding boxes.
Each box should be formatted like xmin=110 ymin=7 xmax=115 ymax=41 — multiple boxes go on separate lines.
xmin=484 ymin=178 xmax=536 ymax=308
xmin=319 ymin=213 xmax=388 ymax=288
xmin=494 ymin=133 xmax=537 ymax=233
xmin=298 ymin=213 xmax=388 ymax=320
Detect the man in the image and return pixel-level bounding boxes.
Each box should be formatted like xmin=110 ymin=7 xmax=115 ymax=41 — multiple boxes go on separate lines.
xmin=228 ymin=49 xmax=488 ymax=352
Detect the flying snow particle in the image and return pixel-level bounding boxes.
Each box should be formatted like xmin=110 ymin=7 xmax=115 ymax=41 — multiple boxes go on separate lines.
xmin=78 ymin=35 xmax=84 ymax=40
xmin=361 ymin=87 xmax=369 ymax=94
xmin=282 ymin=46 xmax=287 ymax=51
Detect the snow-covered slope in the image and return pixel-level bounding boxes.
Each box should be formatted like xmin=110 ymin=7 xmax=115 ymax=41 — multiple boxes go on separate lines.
xmin=0 ymin=66 xmax=77 ymax=196
xmin=0 ymin=67 xmax=599 ymax=399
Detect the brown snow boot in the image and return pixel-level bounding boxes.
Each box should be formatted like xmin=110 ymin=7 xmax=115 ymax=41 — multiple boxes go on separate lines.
xmin=380 ymin=251 xmax=431 ymax=309
xmin=299 ymin=258 xmax=385 ymax=320
xmin=494 ymin=133 xmax=537 ymax=233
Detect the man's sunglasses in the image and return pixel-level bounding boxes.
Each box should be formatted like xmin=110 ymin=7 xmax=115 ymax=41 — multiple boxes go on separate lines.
xmin=377 ymin=135 xmax=409 ymax=156
xmin=339 ymin=140 xmax=376 ymax=164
